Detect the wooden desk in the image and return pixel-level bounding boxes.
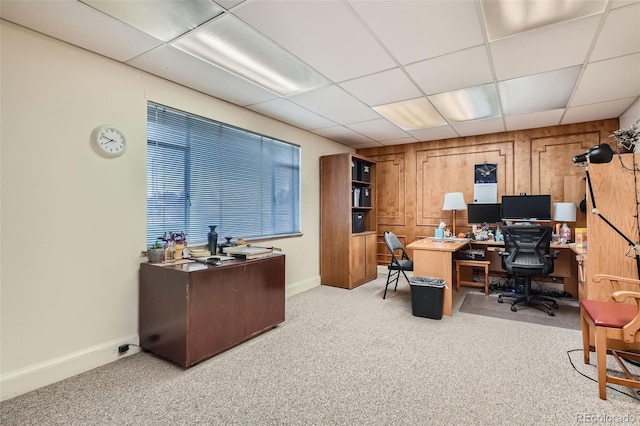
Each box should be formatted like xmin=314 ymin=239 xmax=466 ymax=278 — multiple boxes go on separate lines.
xmin=407 ymin=238 xmax=581 ymax=316
xmin=406 ymin=239 xmax=468 ymax=316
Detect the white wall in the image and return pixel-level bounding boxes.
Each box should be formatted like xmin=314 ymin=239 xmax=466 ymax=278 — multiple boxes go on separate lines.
xmin=0 ymin=20 xmax=349 ymax=401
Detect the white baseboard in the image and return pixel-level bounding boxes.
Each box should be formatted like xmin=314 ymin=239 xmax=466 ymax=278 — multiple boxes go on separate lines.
xmin=0 ymin=334 xmax=140 ymax=402
xmin=286 ymin=276 xmax=320 ymax=298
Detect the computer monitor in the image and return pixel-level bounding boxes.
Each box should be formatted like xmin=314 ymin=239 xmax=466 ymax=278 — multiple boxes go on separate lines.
xmin=467 ymin=203 xmax=502 ymax=224
xmin=501 ymin=195 xmax=551 ymax=222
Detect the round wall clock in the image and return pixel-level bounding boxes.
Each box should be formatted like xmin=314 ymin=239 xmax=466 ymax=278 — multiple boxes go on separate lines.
xmin=92 ymin=125 xmax=127 ymax=157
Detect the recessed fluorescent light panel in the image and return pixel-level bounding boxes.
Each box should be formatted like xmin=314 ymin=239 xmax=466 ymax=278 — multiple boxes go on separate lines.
xmin=171 ymin=15 xmax=330 ymax=96
xmin=498 ymin=66 xmax=581 ymax=116
xmin=428 ymin=84 xmax=501 ymax=123
xmin=80 ymin=0 xmax=224 ymax=42
xmin=481 ymin=0 xmax=607 ymax=41
xmin=373 ymin=98 xmax=447 ymax=130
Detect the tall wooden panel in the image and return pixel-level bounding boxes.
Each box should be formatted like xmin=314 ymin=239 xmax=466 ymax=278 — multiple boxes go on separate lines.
xmin=586 ymin=153 xmax=640 ymax=297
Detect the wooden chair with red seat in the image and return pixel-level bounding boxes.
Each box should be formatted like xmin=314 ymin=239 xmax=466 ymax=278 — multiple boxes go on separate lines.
xmin=580 ymin=274 xmax=640 ymax=400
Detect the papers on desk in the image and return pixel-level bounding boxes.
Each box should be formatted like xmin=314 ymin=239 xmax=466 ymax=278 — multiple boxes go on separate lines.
xmin=223 ymin=245 xmax=273 ymax=259
xmin=429 ymin=237 xmax=470 ymax=243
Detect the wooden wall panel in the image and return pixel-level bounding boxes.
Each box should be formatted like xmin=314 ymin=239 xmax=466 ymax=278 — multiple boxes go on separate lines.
xmin=358 ymin=119 xmax=619 ymax=265
xmin=376 ymin=154 xmax=405 ymax=226
xmin=416 ymin=142 xmax=512 ymax=230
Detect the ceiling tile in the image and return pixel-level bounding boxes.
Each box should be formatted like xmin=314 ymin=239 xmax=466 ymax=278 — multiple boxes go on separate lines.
xmin=406 ymin=45 xmax=494 ymax=95
xmin=570 ymin=53 xmax=640 ymax=106
xmin=378 ymin=137 xmax=419 ymax=146
xmin=590 ymin=2 xmax=640 ymax=62
xmin=346 ymin=119 xmax=411 ymax=141
xmin=311 ymin=126 xmax=376 ymax=146
xmin=504 ymin=109 xmax=564 ymax=131
xmin=339 ymin=68 xmax=422 ymax=106
xmin=450 ymin=117 xmax=506 ymax=137
xmin=232 ymin=1 xmax=395 ymax=82
xmin=349 ymin=0 xmax=484 ymax=64
xmin=408 ymin=125 xmax=459 ymax=142
xmin=127 ymin=45 xmax=278 ymax=106
xmin=562 ymin=98 xmax=638 ymax=124
xmin=491 ymin=15 xmax=601 ymax=80
xmin=246 ymin=99 xmax=337 ymax=130
xmin=289 ymin=85 xmax=380 ymax=125
xmin=499 ymin=66 xmax=581 ymax=115
xmin=215 ymin=0 xmax=245 ymax=10
xmin=0 ymin=0 xmax=162 ymax=62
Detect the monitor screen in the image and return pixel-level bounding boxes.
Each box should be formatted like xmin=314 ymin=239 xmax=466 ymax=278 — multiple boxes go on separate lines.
xmin=467 ymin=203 xmax=502 ymax=224
xmin=501 ymin=195 xmax=551 ymax=222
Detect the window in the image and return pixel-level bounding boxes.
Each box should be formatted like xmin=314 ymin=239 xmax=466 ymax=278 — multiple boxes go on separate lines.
xmin=147 ymin=102 xmax=301 ymax=247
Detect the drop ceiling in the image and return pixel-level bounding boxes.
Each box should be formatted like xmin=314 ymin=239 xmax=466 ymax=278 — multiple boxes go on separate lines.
xmin=2 ymin=0 xmax=639 ymax=148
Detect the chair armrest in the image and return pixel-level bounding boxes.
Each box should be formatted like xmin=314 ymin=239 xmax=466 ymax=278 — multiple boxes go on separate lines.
xmin=545 ymin=250 xmax=560 ymax=259
xmin=593 ymin=274 xmax=640 ymax=288
xmin=612 ymin=290 xmax=640 ymax=343
xmin=495 ymin=248 xmax=510 ymax=257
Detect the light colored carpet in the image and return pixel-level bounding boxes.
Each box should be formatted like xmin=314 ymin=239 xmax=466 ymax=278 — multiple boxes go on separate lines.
xmin=1 ymin=274 xmax=638 ymax=425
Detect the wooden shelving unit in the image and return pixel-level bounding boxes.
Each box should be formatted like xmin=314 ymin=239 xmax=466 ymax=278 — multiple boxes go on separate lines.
xmin=320 ymin=153 xmax=378 ymax=289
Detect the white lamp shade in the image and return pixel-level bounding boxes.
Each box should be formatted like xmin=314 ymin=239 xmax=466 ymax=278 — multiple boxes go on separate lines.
xmin=553 ymin=202 xmax=577 ymax=222
xmin=442 ymin=192 xmax=467 ymax=211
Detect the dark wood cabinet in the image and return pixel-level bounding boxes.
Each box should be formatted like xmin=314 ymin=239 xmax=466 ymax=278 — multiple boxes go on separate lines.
xmin=139 ymin=254 xmax=285 ymax=367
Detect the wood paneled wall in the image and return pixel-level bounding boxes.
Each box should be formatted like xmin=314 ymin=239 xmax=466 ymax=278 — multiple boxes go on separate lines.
xmin=357 ymin=119 xmax=619 ymax=261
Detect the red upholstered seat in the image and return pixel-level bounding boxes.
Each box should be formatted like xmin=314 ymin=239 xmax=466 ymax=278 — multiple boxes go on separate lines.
xmin=580 ymin=299 xmax=638 ymax=328
xmin=580 ymin=274 xmax=640 ymax=400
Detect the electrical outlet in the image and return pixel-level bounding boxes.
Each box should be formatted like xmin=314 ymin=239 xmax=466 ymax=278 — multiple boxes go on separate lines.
xmin=118 ymin=344 xmax=130 ymax=354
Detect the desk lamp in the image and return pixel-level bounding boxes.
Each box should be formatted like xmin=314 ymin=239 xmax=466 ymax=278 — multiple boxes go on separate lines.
xmin=553 ymin=202 xmax=576 ymax=241
xmin=442 ymin=192 xmax=467 ymax=236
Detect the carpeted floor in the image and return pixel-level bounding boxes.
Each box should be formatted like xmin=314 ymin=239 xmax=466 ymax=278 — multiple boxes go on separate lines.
xmin=1 ymin=274 xmax=638 ymax=425
xmin=459 ymin=291 xmax=581 ymax=330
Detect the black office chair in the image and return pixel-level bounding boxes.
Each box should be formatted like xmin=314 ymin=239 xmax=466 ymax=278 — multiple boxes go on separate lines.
xmin=383 ymin=231 xmax=413 ymax=299
xmin=497 ymin=226 xmax=559 ymax=316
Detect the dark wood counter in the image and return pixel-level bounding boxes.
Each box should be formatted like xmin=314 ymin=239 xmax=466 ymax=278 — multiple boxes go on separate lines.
xmin=139 ymin=254 xmax=285 ymax=367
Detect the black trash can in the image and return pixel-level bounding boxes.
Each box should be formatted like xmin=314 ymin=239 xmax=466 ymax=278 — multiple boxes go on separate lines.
xmin=409 ymin=277 xmax=446 ymax=319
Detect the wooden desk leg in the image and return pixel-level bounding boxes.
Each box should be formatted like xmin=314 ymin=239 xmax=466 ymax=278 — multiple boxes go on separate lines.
xmin=412 ymin=250 xmax=454 ymax=316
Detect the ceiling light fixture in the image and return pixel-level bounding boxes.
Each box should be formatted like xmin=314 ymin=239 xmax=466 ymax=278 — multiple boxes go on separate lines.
xmin=80 ymin=0 xmax=224 ymax=42
xmin=171 ymin=15 xmax=329 ymax=97
xmin=428 ymin=84 xmax=501 ymax=122
xmin=372 ymin=98 xmax=447 ymax=130
xmin=481 ymin=0 xmax=607 ymax=41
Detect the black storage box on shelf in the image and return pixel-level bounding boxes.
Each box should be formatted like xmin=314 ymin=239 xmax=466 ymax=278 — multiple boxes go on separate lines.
xmin=351 ymin=159 xmax=359 ymax=181
xmin=409 ymin=277 xmax=446 ymax=319
xmin=352 ymin=211 xmax=365 ymax=233
xmin=359 ymin=162 xmax=371 ymax=182
xmin=360 ymin=186 xmax=371 ymax=207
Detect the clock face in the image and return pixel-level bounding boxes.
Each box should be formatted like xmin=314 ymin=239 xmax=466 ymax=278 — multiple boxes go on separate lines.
xmin=94 ymin=126 xmax=127 ymax=157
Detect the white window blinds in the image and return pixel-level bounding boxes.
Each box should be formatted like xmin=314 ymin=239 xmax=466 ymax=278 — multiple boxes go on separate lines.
xmin=147 ymin=103 xmax=301 ymax=247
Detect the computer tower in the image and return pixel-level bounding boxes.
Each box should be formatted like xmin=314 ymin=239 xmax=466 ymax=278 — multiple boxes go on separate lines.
xmin=352 ymin=212 xmax=365 ymax=233
xmin=360 ymin=186 xmax=371 ymax=207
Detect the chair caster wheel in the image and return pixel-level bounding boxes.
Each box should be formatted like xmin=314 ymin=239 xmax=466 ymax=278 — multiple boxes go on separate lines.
xmin=548 ymin=309 xmax=555 ymax=316
xmin=498 ymin=296 xmax=504 ymax=303
xmin=511 ymin=305 xmax=517 ymax=312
